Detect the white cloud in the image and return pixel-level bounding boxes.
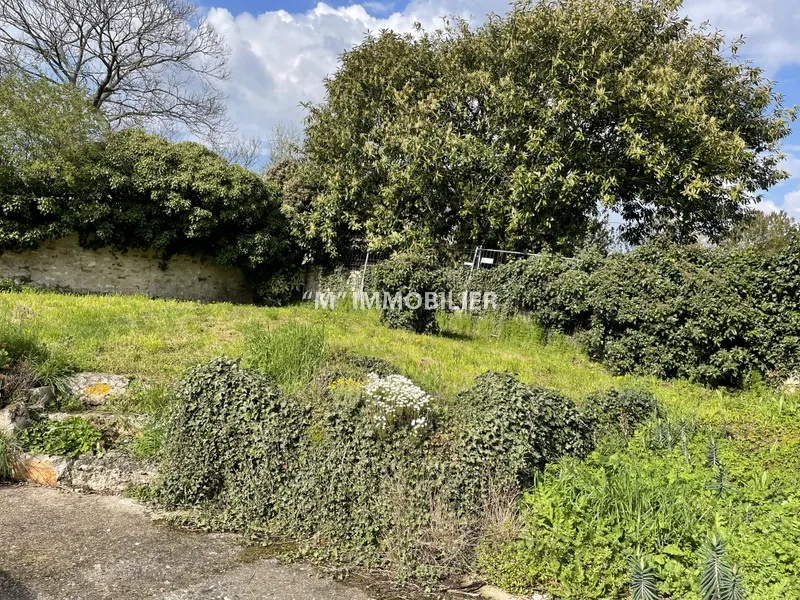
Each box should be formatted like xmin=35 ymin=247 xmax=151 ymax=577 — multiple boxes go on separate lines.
xmin=203 ymin=0 xmax=800 ymax=158
xmin=755 ymin=199 xmax=781 ymax=214
xmin=779 ymin=146 xmax=800 ymax=179
xmin=682 ymin=0 xmax=800 ymax=73
xmin=782 ymin=189 xmax=800 ymax=218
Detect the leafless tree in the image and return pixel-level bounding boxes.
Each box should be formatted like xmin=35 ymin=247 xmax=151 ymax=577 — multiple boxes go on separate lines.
xmin=212 ymin=134 xmax=263 ymax=169
xmin=0 ymin=0 xmax=231 ymax=138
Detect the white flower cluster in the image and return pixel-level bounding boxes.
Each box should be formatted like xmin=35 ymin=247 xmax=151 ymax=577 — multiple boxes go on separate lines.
xmin=363 ymin=372 xmax=432 ymax=436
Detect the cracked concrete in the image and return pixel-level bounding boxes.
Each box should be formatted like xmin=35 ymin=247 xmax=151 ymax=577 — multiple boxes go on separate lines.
xmin=0 ymin=485 xmax=376 ymax=600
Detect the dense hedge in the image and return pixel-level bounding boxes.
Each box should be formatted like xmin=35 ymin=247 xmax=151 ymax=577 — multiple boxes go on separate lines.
xmin=370 ymin=253 xmax=447 ymax=334
xmin=453 ymin=240 xmax=800 ymax=387
xmin=155 ymin=358 xmax=654 ymax=577
xmin=2 ymin=126 xmax=297 ymax=304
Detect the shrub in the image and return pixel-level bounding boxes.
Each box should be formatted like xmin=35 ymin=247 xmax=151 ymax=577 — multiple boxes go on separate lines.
xmin=156 ymin=358 xmax=307 ymax=511
xmin=448 ymin=238 xmax=800 ymax=387
xmin=370 ymin=252 xmax=447 ymax=334
xmin=451 ymin=373 xmax=592 ymax=511
xmin=582 ymin=388 xmax=660 ymax=440
xmin=20 ymin=416 xmax=102 ymax=457
xmin=154 ymin=361 xmax=626 ymax=579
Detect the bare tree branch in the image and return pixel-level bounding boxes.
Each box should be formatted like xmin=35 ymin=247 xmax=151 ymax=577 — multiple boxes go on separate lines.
xmin=0 ymin=0 xmax=231 ymax=138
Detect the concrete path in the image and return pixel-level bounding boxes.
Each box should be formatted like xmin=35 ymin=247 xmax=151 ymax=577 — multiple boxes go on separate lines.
xmin=0 ymin=485 xmax=377 ymax=600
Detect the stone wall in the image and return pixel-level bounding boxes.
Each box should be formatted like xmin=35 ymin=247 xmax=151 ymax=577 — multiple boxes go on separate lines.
xmin=0 ymin=236 xmax=252 ymax=303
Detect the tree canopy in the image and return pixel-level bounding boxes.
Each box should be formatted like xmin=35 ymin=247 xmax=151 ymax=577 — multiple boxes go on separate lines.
xmin=298 ymin=0 xmax=795 ymax=257
xmin=0 ymin=71 xmax=109 ymax=249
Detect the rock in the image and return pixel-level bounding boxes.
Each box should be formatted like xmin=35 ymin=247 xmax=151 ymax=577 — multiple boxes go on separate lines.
xmin=0 ymin=402 xmax=30 ymax=434
xmin=69 ymin=452 xmax=156 ymax=494
xmin=12 ymin=453 xmax=72 ymax=486
xmin=11 ymin=450 xmax=155 ymax=493
xmin=26 ymin=385 xmax=55 ymax=409
xmin=64 ymin=373 xmax=129 ymax=406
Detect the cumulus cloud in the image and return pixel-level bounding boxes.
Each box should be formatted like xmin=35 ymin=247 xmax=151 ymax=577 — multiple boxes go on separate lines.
xmin=203 ymin=0 xmax=800 ymax=162
xmin=782 ymin=189 xmax=800 ymax=218
xmin=204 ymin=0 xmax=489 ymax=143
xmin=682 ymin=0 xmax=800 ymax=73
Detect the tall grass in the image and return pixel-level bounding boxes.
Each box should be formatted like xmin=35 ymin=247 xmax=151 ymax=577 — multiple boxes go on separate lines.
xmin=0 ymin=316 xmax=75 ymax=393
xmin=0 ymin=431 xmax=20 ymax=481
xmin=242 ymin=321 xmax=326 ymax=389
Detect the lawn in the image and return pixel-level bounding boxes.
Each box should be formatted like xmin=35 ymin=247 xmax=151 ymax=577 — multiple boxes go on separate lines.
xmin=2 ymin=288 xmax=791 ymax=421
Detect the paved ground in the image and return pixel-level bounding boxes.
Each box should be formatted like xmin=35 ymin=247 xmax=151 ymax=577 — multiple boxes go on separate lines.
xmin=0 ymin=485 xmax=377 ymax=600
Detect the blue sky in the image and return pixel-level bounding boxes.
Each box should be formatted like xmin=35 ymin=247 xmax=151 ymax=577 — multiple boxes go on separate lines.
xmin=200 ymin=0 xmax=800 ymax=216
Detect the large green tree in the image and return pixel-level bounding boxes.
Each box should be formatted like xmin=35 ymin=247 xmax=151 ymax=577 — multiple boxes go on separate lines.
xmin=300 ymin=0 xmax=795 ymax=257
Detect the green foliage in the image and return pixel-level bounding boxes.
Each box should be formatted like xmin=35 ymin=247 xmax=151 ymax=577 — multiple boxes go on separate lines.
xmin=701 ymin=534 xmax=747 ymax=600
xmin=482 ymin=412 xmax=800 ymax=599
xmin=370 ymin=252 xmax=447 ymax=334
xmin=0 ymin=71 xmax=109 ymax=252
xmin=453 ymin=373 xmax=592 ymax=509
xmin=0 ymin=317 xmax=74 ymax=405
xmin=80 ymin=129 xmax=293 ymax=302
xmin=630 ymin=550 xmax=659 ymax=600
xmin=156 ymin=358 xmax=306 ymax=509
xmin=460 ymin=238 xmax=800 ymax=386
xmin=111 ymin=383 xmax=175 ymax=459
xmin=583 ymin=388 xmax=660 ymax=440
xmin=20 ymin=416 xmax=102 ymax=458
xmin=155 ymin=360 xmax=646 ymax=579
xmin=300 ymin=0 xmax=793 ymax=256
xmin=242 ymin=321 xmax=326 ymax=388
xmin=1 ymin=78 xmax=295 ymax=302
xmin=722 ymin=211 xmax=800 ymax=253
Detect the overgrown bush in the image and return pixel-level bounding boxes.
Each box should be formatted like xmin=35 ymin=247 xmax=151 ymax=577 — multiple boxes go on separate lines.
xmin=452 ymin=373 xmax=592 ymax=510
xmin=370 ymin=252 xmax=447 ymax=334
xmin=582 ymin=388 xmax=660 ymax=441
xmin=154 ymin=359 xmax=650 ymax=579
xmin=449 ymin=238 xmax=800 ymax=387
xmin=20 ymin=416 xmax=102 ymax=457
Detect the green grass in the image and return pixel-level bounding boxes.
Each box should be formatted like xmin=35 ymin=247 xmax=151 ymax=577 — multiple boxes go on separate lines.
xmin=0 ymin=289 xmax=622 ymax=398
xmin=2 ymin=288 xmax=797 ymax=417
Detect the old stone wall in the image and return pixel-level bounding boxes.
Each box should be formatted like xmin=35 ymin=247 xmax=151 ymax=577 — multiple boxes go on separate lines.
xmin=0 ymin=236 xmax=252 ymax=303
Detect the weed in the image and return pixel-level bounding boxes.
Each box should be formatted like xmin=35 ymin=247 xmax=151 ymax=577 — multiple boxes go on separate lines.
xmin=0 ymin=431 xmax=20 ymax=481
xmin=20 ymin=417 xmax=103 ymax=458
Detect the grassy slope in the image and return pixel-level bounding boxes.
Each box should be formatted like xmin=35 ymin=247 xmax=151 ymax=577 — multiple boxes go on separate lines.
xmin=2 ymin=289 xmax=793 ymax=420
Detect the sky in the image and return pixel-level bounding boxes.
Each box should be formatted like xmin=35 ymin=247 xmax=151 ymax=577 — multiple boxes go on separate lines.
xmin=198 ymin=0 xmax=800 ymax=217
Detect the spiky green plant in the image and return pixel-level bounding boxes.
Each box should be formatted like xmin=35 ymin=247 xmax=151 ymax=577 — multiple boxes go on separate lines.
xmin=630 ymin=550 xmax=659 ymax=600
xmin=708 ymin=465 xmax=731 ymax=498
xmin=705 ymin=437 xmax=720 ymax=468
xmin=700 ymin=534 xmax=747 ymax=600
xmin=724 ymin=566 xmax=747 ymax=600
